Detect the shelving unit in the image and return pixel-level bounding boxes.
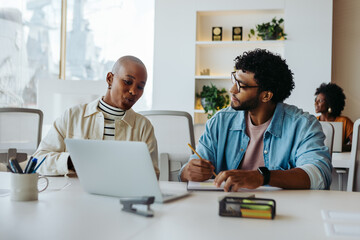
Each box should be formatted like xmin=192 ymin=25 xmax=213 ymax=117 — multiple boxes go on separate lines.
xmin=154 ymin=0 xmax=333 ymax=146
xmin=194 ymin=9 xmax=285 ymax=124
xmin=195 ymin=40 xmax=285 ymax=47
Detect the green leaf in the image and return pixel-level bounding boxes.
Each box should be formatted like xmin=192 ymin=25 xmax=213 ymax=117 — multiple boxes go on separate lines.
xmin=253 ymin=16 xmax=286 ymax=40
xmin=198 ymin=84 xmax=230 ymax=119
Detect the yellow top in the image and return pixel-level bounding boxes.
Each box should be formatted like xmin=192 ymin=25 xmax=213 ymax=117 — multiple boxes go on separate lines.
xmin=317 ymin=115 xmax=354 ymax=144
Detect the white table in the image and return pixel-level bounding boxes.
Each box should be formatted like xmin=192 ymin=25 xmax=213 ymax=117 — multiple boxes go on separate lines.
xmin=1 ymin=173 xmax=360 ymax=240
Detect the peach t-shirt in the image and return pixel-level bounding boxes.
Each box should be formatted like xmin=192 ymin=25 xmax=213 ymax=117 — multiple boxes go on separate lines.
xmin=239 ymin=113 xmax=272 ymax=170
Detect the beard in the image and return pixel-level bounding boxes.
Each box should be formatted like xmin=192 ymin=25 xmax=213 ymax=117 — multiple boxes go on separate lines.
xmin=231 ymin=95 xmax=259 ymax=111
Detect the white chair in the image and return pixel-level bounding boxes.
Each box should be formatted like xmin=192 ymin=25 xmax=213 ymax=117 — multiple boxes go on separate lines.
xmin=319 ymin=121 xmax=334 ymax=156
xmin=320 ymin=122 xmax=343 ymax=190
xmin=347 ymin=119 xmax=360 ymax=192
xmin=139 ymin=110 xmax=195 ymax=181
xmin=0 ymin=108 xmax=43 ymax=169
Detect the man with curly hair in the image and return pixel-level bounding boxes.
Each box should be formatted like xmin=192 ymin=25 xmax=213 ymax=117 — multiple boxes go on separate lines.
xmin=180 ymin=49 xmax=332 ymax=191
xmin=315 ymin=83 xmax=353 ymax=151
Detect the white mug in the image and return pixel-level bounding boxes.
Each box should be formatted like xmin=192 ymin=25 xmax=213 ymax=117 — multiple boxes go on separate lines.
xmin=10 ymin=173 xmax=49 ymax=201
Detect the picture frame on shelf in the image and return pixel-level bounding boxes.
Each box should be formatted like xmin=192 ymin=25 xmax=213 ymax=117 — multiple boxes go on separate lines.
xmin=212 ymin=27 xmax=222 ymax=41
xmin=232 ymin=27 xmax=243 ymax=41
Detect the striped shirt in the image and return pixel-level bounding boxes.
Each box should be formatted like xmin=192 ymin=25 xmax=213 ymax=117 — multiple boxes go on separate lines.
xmin=98 ymin=98 xmax=125 ymax=140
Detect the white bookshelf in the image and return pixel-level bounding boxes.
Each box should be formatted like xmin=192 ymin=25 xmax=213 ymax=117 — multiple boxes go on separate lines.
xmin=195 ymin=40 xmax=285 ymax=47
xmin=154 ymin=0 xmax=333 ymax=144
xmin=194 ymin=9 xmax=285 ymax=123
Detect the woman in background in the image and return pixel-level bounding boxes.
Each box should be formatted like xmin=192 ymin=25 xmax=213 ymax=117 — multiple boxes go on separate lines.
xmin=314 ymin=83 xmax=353 ymax=151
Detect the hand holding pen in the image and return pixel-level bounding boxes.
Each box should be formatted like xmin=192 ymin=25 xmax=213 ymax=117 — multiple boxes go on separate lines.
xmin=183 ymin=143 xmax=217 ymax=182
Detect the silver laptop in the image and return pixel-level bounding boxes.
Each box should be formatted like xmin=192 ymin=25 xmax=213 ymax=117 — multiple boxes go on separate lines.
xmin=328 ymin=122 xmax=343 ymax=153
xmin=65 ymin=139 xmax=189 ymax=203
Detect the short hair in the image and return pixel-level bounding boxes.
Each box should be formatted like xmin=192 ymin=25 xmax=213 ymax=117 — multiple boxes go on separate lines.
xmin=315 ymin=83 xmax=346 ymax=117
xmin=234 ymin=49 xmax=294 ymax=103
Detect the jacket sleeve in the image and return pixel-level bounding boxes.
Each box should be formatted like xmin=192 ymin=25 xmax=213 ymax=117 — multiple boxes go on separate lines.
xmin=178 ymin=117 xmax=216 ymax=180
xmin=33 ymin=110 xmax=70 ymax=176
xmin=141 ymin=121 xmax=160 ymax=179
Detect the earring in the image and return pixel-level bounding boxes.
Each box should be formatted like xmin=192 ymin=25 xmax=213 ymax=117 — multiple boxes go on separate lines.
xmin=328 ymin=107 xmax=332 ymax=113
xmin=108 ymin=85 xmax=111 ymax=89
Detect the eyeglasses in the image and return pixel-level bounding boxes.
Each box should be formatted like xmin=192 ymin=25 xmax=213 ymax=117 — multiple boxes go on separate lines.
xmin=231 ymin=71 xmax=259 ymax=92
xmin=314 ymin=98 xmax=326 ymax=104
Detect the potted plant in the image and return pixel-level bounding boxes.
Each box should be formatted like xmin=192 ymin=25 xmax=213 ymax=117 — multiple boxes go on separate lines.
xmin=196 ymin=84 xmax=230 ymax=119
xmin=248 ymin=17 xmax=287 ymax=40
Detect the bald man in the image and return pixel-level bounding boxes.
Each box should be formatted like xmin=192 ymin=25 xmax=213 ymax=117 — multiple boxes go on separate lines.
xmin=33 ymin=56 xmax=159 ymax=177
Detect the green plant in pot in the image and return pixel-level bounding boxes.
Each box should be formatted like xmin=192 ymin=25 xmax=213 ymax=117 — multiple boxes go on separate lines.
xmin=248 ymin=17 xmax=287 ymax=40
xmin=196 ymin=84 xmax=230 ymax=119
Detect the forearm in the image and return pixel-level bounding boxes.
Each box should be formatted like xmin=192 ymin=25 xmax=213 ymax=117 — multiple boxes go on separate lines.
xmin=269 ymin=168 xmax=310 ymax=189
xmin=33 ymin=122 xmax=70 ymax=175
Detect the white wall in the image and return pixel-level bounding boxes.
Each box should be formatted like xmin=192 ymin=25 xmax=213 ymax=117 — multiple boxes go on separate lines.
xmin=153 ymin=0 xmax=332 ymax=119
xmin=332 ymin=0 xmax=360 ymax=122
xmin=37 ymin=78 xmax=106 ymax=125
xmin=153 ymin=0 xmax=285 ymax=114
xmin=284 ymin=0 xmax=332 ymax=113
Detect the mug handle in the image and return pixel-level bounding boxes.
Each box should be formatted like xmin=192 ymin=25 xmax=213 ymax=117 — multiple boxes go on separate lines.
xmin=38 ymin=176 xmax=49 ymax=192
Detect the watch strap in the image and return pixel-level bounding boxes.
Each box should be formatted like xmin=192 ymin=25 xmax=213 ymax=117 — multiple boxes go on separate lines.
xmin=257 ymin=167 xmax=270 ymax=186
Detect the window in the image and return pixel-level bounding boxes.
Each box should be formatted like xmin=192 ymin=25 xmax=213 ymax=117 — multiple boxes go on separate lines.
xmin=0 ymin=0 xmax=154 ymax=110
xmin=0 ymin=0 xmax=60 ymax=107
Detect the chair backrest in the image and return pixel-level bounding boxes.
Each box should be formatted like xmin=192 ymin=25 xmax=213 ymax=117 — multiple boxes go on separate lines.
xmin=139 ymin=110 xmax=195 ymax=181
xmin=347 ymin=119 xmax=360 ymax=192
xmin=319 ymin=121 xmax=334 ymax=156
xmin=0 ymin=108 xmax=43 ymax=164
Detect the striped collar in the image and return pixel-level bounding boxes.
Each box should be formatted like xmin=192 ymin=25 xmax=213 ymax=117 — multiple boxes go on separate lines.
xmin=84 ymin=97 xmax=137 ymax=128
xmin=98 ymin=98 xmax=125 ymax=117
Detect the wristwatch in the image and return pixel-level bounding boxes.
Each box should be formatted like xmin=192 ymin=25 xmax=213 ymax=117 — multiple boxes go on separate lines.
xmin=257 ymin=167 xmax=270 ymax=186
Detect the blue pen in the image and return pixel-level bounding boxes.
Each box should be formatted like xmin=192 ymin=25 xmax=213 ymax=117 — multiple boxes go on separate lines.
xmin=33 ymin=156 xmax=47 ymax=173
xmin=26 ymin=158 xmax=37 ymax=174
xmin=6 ymin=164 xmax=14 ymax=173
xmin=9 ymin=159 xmax=19 ymax=173
xmin=24 ymin=156 xmax=33 ymax=173
xmin=10 ymin=159 xmax=23 ymax=173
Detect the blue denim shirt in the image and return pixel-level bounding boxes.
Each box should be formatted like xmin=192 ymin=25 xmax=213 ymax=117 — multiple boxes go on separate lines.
xmin=180 ymin=103 xmax=332 ymax=189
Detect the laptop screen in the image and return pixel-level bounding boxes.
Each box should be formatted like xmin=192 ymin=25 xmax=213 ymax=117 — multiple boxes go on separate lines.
xmin=65 ymin=139 xmax=164 ymax=201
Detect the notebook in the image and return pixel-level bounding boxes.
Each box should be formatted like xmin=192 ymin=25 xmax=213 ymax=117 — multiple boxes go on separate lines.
xmin=328 ymin=122 xmax=343 ymax=153
xmin=188 ymin=179 xmax=225 ymax=191
xmin=64 ymin=139 xmax=189 ymax=203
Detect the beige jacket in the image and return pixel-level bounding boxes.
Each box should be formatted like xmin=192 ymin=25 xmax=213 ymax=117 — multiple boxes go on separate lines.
xmin=33 ymin=98 xmax=159 ymax=177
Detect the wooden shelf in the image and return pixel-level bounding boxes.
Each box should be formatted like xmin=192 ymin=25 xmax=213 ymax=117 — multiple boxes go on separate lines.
xmin=194 ymin=10 xmax=285 ymax=124
xmin=194 ymin=109 xmax=207 ymax=113
xmin=195 ymin=75 xmax=229 ymax=80
xmin=196 ymin=40 xmax=285 ymax=48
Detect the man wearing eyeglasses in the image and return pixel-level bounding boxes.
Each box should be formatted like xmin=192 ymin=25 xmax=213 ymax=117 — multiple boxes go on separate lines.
xmin=180 ymin=49 xmax=332 ymax=191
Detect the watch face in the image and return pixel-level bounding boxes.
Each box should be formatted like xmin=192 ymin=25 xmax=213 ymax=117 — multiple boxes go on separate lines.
xmin=258 ymin=167 xmax=270 ymax=185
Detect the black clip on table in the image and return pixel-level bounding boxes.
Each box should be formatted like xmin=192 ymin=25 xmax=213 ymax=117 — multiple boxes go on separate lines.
xmin=119 ymin=196 xmax=155 ymax=217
